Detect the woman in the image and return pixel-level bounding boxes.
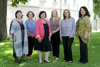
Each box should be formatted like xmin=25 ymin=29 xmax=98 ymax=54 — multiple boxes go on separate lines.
xmin=60 ymin=9 xmax=75 ymax=62
xmin=9 ymin=10 xmax=28 ymax=63
xmin=76 ymin=6 xmax=92 ymax=64
xmin=25 ymin=11 xmax=36 ymax=60
xmin=34 ymin=11 xmax=52 ymax=64
xmin=49 ymin=10 xmax=60 ymax=60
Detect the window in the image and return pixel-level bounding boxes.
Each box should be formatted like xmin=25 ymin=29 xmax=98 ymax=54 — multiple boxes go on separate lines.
xmin=88 ymin=0 xmax=90 ymax=7
xmin=54 ymin=0 xmax=57 ymax=2
xmin=27 ymin=0 xmax=31 ymax=3
xmin=88 ymin=0 xmax=90 ymax=4
xmin=64 ymin=0 xmax=67 ymax=4
xmin=8 ymin=0 xmax=10 ymax=2
xmin=73 ymin=0 xmax=76 ymax=5
xmin=40 ymin=0 xmax=46 ymax=2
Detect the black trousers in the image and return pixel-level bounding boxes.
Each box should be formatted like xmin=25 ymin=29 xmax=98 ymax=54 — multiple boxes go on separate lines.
xmin=78 ymin=36 xmax=88 ymax=63
xmin=51 ymin=31 xmax=60 ymax=58
xmin=62 ymin=36 xmax=74 ymax=61
xmin=27 ymin=36 xmax=35 ymax=56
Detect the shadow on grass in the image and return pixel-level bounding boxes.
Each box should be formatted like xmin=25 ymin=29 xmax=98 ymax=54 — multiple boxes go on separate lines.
xmin=0 ymin=40 xmax=39 ymax=67
xmin=0 ymin=32 xmax=100 ymax=67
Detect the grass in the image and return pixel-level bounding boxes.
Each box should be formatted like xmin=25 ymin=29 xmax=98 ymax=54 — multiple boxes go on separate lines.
xmin=0 ymin=33 xmax=100 ymax=67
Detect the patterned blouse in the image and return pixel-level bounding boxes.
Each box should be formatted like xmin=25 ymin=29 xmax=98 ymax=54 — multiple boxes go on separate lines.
xmin=60 ymin=17 xmax=76 ymax=37
xmin=49 ymin=18 xmax=60 ymax=31
xmin=75 ymin=15 xmax=92 ymax=44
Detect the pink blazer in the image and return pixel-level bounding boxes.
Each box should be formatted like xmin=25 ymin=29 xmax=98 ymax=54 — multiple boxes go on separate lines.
xmin=35 ymin=19 xmax=52 ymax=39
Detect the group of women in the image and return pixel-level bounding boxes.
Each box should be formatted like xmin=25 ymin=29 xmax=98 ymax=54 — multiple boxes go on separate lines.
xmin=9 ymin=6 xmax=92 ymax=64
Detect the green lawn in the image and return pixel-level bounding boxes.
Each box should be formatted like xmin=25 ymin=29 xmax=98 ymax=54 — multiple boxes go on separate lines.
xmin=0 ymin=33 xmax=100 ymax=67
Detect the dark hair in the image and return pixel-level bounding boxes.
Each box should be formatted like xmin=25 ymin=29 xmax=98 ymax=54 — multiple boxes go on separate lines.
xmin=26 ymin=11 xmax=35 ymax=18
xmin=63 ymin=9 xmax=71 ymax=19
xmin=79 ymin=6 xmax=90 ymax=18
xmin=15 ymin=10 xmax=22 ymax=18
xmin=39 ymin=11 xmax=47 ymax=18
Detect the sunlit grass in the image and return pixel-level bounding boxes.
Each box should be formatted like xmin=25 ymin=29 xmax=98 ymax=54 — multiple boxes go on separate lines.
xmin=0 ymin=33 xmax=100 ymax=67
xmin=0 ymin=43 xmax=5 ymax=45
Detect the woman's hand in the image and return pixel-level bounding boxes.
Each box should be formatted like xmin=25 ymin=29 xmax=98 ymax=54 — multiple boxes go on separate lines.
xmin=38 ymin=37 xmax=42 ymax=43
xmin=52 ymin=31 xmax=56 ymax=34
xmin=27 ymin=32 xmax=35 ymax=38
xmin=84 ymin=34 xmax=87 ymax=40
xmin=49 ymin=35 xmax=52 ymax=41
xmin=30 ymin=34 xmax=35 ymax=38
xmin=10 ymin=35 xmax=13 ymax=43
xmin=10 ymin=38 xmax=13 ymax=43
xmin=60 ymin=37 xmax=62 ymax=41
xmin=84 ymin=31 xmax=88 ymax=40
xmin=49 ymin=37 xmax=51 ymax=41
xmin=69 ymin=35 xmax=72 ymax=38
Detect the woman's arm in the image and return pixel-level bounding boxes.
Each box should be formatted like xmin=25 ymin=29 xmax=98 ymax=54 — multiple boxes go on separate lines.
xmin=59 ymin=20 xmax=62 ymax=41
xmin=27 ymin=32 xmax=35 ymax=37
xmin=84 ymin=16 xmax=91 ymax=39
xmin=35 ymin=21 xmax=40 ymax=38
xmin=47 ymin=21 xmax=52 ymax=37
xmin=9 ymin=20 xmax=15 ymax=43
xmin=69 ymin=18 xmax=76 ymax=38
xmin=35 ymin=21 xmax=42 ymax=42
xmin=10 ymin=34 xmax=13 ymax=43
xmin=84 ymin=30 xmax=88 ymax=39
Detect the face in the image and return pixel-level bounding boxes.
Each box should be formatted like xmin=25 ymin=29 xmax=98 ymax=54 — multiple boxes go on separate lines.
xmin=16 ymin=12 xmax=22 ymax=19
xmin=81 ymin=8 xmax=86 ymax=16
xmin=40 ymin=13 xmax=46 ymax=19
xmin=64 ymin=10 xmax=69 ymax=17
xmin=52 ymin=10 xmax=57 ymax=17
xmin=28 ymin=12 xmax=33 ymax=19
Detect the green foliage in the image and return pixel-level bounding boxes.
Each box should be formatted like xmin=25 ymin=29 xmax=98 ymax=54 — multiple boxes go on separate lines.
xmin=10 ymin=0 xmax=28 ymax=7
xmin=93 ymin=0 xmax=100 ymax=19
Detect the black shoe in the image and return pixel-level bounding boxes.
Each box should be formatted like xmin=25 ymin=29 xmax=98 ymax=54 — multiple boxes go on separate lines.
xmin=20 ymin=59 xmax=26 ymax=62
xmin=15 ymin=60 xmax=20 ymax=63
xmin=69 ymin=61 xmax=73 ymax=63
xmin=15 ymin=61 xmax=20 ymax=63
xmin=44 ymin=60 xmax=50 ymax=63
xmin=63 ymin=60 xmax=67 ymax=62
xmin=79 ymin=61 xmax=84 ymax=64
xmin=20 ymin=54 xmax=25 ymax=62
xmin=15 ymin=58 xmax=20 ymax=63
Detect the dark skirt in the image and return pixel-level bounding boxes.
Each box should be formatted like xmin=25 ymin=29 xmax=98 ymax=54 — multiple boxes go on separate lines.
xmin=34 ymin=37 xmax=52 ymax=52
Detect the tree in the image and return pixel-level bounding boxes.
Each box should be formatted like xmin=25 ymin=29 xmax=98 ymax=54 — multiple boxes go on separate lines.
xmin=0 ymin=0 xmax=7 ymax=38
xmin=11 ymin=0 xmax=27 ymax=7
xmin=0 ymin=0 xmax=27 ymax=38
xmin=93 ymin=0 xmax=100 ymax=19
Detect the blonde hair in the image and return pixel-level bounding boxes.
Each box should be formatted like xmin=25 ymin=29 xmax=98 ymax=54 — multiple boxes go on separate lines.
xmin=51 ymin=10 xmax=60 ymax=23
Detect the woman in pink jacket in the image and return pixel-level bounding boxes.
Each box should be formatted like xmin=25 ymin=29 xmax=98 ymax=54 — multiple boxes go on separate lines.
xmin=34 ymin=11 xmax=52 ymax=64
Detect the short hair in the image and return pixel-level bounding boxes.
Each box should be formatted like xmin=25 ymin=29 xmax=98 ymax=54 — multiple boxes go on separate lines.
xmin=39 ymin=11 xmax=47 ymax=18
xmin=63 ymin=9 xmax=71 ymax=19
xmin=15 ymin=10 xmax=22 ymax=18
xmin=79 ymin=6 xmax=90 ymax=18
xmin=26 ymin=11 xmax=35 ymax=18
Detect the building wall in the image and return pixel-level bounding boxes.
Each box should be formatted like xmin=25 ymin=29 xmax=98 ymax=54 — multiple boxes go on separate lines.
xmin=7 ymin=0 xmax=94 ymax=35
